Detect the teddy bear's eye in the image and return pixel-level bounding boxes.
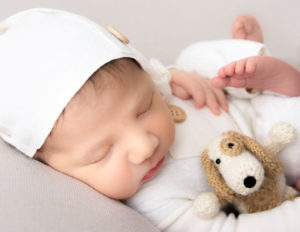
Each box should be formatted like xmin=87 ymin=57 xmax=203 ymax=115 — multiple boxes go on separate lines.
xmin=216 ymin=158 xmax=221 ymax=164
xmin=228 ymin=143 xmax=234 ymax=149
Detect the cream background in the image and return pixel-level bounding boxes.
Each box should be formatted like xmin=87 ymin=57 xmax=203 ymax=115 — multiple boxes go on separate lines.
xmin=1 ymin=0 xmax=300 ymax=69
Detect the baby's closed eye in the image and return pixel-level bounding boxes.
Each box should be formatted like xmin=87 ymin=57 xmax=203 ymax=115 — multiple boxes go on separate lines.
xmin=86 ymin=144 xmax=113 ymax=164
xmin=137 ymin=91 xmax=154 ymax=117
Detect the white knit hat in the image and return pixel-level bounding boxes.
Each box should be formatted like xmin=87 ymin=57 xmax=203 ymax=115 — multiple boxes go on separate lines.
xmin=0 ymin=8 xmax=153 ymax=157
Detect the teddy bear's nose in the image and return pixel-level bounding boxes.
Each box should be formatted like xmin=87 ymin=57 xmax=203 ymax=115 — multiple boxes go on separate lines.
xmin=244 ymin=176 xmax=256 ymax=188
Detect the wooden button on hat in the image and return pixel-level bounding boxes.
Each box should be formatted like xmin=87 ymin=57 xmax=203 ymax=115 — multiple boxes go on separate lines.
xmin=107 ymin=25 xmax=129 ymax=44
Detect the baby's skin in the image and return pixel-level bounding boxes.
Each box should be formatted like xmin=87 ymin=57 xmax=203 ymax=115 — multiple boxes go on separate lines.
xmin=35 ymin=59 xmax=176 ymax=199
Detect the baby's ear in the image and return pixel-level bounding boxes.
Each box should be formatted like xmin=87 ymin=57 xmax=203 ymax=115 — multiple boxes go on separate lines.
xmin=201 ymin=149 xmax=235 ymax=202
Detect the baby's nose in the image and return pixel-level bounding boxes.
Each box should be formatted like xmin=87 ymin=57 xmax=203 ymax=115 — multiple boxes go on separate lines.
xmin=128 ymin=133 xmax=159 ymax=165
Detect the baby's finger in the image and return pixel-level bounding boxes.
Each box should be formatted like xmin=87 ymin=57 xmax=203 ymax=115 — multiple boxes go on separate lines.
xmin=172 ymin=75 xmax=206 ymax=109
xmin=172 ymin=73 xmax=203 ymax=98
xmin=205 ymin=89 xmax=221 ymax=115
xmin=191 ymin=87 xmax=206 ymax=109
xmin=170 ymin=82 xmax=191 ymax=99
xmin=213 ymin=88 xmax=229 ymax=112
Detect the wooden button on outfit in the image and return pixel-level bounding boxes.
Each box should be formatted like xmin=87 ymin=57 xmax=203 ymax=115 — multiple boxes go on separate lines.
xmin=106 ymin=25 xmax=129 ymax=44
xmin=168 ymin=105 xmax=186 ymax=123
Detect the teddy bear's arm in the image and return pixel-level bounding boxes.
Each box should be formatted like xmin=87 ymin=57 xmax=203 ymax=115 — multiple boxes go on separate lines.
xmin=263 ymin=122 xmax=297 ymax=155
xmin=193 ymin=192 xmax=221 ymax=219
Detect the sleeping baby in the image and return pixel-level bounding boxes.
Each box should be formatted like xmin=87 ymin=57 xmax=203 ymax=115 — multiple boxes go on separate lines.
xmin=0 ymin=8 xmax=299 ymax=231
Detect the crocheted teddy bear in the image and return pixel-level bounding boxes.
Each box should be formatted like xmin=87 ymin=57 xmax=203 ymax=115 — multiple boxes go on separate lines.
xmin=193 ymin=122 xmax=299 ymax=219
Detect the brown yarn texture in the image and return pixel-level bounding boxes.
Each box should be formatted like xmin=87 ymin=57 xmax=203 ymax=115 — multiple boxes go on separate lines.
xmin=201 ymin=131 xmax=284 ymax=213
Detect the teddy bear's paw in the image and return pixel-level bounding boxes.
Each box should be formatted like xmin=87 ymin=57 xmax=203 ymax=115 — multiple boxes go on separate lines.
xmin=193 ymin=192 xmax=221 ymax=219
xmin=284 ymin=186 xmax=299 ymax=201
xmin=265 ymin=122 xmax=297 ymax=154
xmin=269 ymin=122 xmax=297 ymax=144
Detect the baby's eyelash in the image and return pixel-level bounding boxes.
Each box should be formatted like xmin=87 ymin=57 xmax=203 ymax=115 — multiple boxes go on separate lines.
xmin=147 ymin=93 xmax=154 ymax=110
xmin=90 ymin=145 xmax=112 ymax=164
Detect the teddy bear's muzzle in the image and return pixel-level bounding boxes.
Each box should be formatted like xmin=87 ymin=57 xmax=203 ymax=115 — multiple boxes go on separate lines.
xmin=218 ymin=150 xmax=265 ymax=196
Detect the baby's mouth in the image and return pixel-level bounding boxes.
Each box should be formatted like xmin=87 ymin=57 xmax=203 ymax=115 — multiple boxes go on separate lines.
xmin=142 ymin=157 xmax=165 ymax=182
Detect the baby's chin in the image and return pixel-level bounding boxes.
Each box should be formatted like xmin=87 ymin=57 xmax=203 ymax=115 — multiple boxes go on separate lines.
xmin=97 ymin=183 xmax=141 ymax=200
xmin=113 ymin=190 xmax=139 ymax=200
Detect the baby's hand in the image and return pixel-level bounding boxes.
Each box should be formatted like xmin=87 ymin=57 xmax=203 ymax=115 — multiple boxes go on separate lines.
xmin=169 ymin=68 xmax=228 ymax=115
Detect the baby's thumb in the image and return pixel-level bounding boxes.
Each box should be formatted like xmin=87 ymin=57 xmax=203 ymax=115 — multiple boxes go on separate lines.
xmin=170 ymin=82 xmax=190 ymax=99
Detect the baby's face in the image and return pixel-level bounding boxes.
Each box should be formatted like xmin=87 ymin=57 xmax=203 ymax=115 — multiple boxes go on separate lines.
xmin=38 ymin=64 xmax=175 ymax=199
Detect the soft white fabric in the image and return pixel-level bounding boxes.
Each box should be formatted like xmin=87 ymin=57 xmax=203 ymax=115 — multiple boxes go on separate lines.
xmin=168 ymin=97 xmax=241 ymax=159
xmin=164 ymin=197 xmax=300 ymax=232
xmin=251 ymin=94 xmax=300 ymax=185
xmin=149 ymin=58 xmax=173 ymax=103
xmin=126 ymin=40 xmax=300 ymax=231
xmin=0 ymin=8 xmax=155 ymax=157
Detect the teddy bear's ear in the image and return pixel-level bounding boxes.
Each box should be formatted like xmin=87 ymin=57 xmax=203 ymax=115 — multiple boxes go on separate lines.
xmin=221 ymin=131 xmax=242 ymax=138
xmin=201 ymin=149 xmax=235 ymax=203
xmin=240 ymin=134 xmax=283 ymax=174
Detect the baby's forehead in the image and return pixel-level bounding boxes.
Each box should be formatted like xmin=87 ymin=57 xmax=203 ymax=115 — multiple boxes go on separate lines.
xmin=85 ymin=58 xmax=147 ymax=91
xmin=66 ymin=58 xmax=151 ymax=108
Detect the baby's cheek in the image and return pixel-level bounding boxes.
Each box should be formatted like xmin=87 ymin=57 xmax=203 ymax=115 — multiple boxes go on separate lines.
xmin=98 ymin=161 xmax=140 ymax=199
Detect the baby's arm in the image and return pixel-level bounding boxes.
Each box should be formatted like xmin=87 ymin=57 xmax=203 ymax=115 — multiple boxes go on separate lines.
xmin=169 ymin=68 xmax=228 ymax=115
xmin=211 ymin=56 xmax=300 ymax=97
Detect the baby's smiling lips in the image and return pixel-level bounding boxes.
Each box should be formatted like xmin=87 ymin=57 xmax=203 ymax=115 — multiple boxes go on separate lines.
xmin=142 ymin=157 xmax=165 ymax=181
